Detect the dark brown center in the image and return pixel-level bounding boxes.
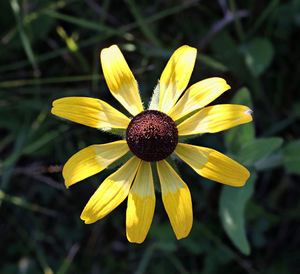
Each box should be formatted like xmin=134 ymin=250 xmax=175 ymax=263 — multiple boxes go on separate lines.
xmin=126 ymin=110 xmax=178 ymax=162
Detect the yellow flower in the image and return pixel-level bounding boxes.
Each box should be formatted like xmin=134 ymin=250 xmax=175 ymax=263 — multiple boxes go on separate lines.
xmin=51 ymin=45 xmax=253 ymax=243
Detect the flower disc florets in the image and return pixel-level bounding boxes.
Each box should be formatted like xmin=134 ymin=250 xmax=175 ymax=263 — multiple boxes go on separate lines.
xmin=126 ymin=110 xmax=178 ymax=161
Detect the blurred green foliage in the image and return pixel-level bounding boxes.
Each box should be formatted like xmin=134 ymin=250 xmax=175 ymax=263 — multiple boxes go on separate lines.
xmin=1 ymin=0 xmax=300 ymax=273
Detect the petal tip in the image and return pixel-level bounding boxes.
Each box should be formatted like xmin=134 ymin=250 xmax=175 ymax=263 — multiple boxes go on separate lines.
xmin=101 ymin=44 xmax=120 ymax=57
xmin=181 ymin=44 xmax=197 ymax=52
xmin=235 ymin=168 xmax=251 ymax=187
xmin=126 ymin=234 xmax=144 ymax=244
xmin=62 ymin=167 xmax=73 ymax=188
xmin=174 ymin=226 xmax=192 ymax=240
xmin=80 ymin=213 xmax=88 ymax=223
xmin=236 ymin=181 xmax=246 ymax=187
xmin=244 ymin=168 xmax=251 ymax=181
xmin=51 ymin=98 xmax=60 ymax=107
xmin=80 ymin=214 xmax=97 ymax=224
xmin=244 ymin=108 xmax=253 ymax=116
xmin=226 ymin=83 xmax=231 ymax=90
xmin=175 ymin=233 xmax=190 ymax=240
xmin=84 ymin=220 xmax=93 ymax=224
xmin=64 ymin=181 xmax=71 ymax=189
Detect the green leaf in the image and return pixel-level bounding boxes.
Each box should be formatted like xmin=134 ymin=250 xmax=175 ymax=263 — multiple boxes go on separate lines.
xmin=225 ymin=87 xmax=255 ymax=154
xmin=219 ymin=172 xmax=257 ymax=255
xmin=292 ymin=102 xmax=300 ymax=118
xmin=211 ymin=31 xmax=248 ymax=82
xmin=237 ymin=137 xmax=283 ymax=165
xmin=240 ymin=38 xmax=274 ymax=77
xmin=254 ymin=152 xmax=283 ymax=171
xmin=283 ymin=140 xmax=300 ymax=174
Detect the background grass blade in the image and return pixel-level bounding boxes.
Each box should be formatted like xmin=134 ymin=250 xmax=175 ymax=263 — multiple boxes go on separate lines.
xmin=9 ymin=0 xmax=39 ymax=76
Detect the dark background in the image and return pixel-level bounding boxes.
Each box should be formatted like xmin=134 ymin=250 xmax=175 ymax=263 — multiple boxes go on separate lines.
xmin=1 ymin=0 xmax=300 ymax=273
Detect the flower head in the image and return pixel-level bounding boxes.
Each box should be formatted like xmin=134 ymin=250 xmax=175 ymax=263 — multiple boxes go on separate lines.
xmin=51 ymin=45 xmax=253 ymax=243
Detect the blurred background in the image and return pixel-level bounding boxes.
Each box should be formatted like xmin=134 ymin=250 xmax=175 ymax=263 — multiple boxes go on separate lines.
xmin=1 ymin=0 xmax=300 ymax=273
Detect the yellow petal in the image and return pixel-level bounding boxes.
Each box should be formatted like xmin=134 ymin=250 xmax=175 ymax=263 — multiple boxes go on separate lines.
xmin=63 ymin=140 xmax=129 ymax=188
xmin=175 ymin=143 xmax=250 ymax=187
xmin=177 ymin=104 xmax=253 ymax=136
xmin=100 ymin=45 xmax=143 ymax=116
xmin=126 ymin=161 xmax=155 ymax=243
xmin=51 ymin=97 xmax=130 ymax=129
xmin=159 ymin=45 xmax=197 ymax=113
xmin=168 ymin=77 xmax=231 ymax=121
xmin=80 ymin=156 xmax=141 ymax=224
xmin=156 ymin=160 xmax=193 ymax=239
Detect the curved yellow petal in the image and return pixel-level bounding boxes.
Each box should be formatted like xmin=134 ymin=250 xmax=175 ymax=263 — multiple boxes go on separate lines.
xmin=51 ymin=97 xmax=130 ymax=129
xmin=159 ymin=45 xmax=197 ymax=113
xmin=126 ymin=161 xmax=155 ymax=244
xmin=168 ymin=77 xmax=231 ymax=121
xmin=100 ymin=45 xmax=143 ymax=116
xmin=63 ymin=140 xmax=129 ymax=188
xmin=156 ymin=160 xmax=193 ymax=240
xmin=80 ymin=156 xmax=141 ymax=224
xmin=175 ymin=143 xmax=250 ymax=187
xmin=177 ymin=104 xmax=253 ymax=136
